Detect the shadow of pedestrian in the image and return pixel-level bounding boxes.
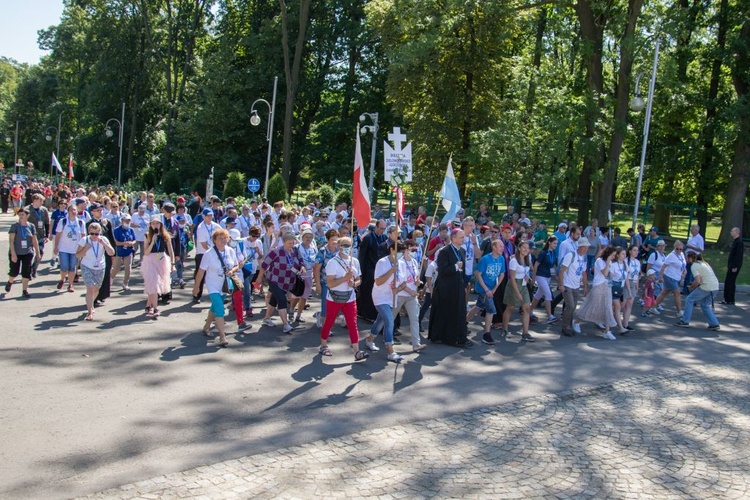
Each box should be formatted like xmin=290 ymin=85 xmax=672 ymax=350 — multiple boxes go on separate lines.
xmin=160 ymin=331 xmax=223 ymax=362
xmin=31 ymin=305 xmax=83 ymax=318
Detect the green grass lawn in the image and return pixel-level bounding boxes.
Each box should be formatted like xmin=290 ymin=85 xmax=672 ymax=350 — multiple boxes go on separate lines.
xmin=701 ymin=247 xmax=750 ymax=286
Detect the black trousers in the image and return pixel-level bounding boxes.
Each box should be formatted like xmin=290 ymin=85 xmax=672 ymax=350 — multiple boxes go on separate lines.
xmin=724 ymin=268 xmax=739 ymax=303
xmin=194 ymin=253 xmax=206 ymax=298
xmin=492 ymin=279 xmax=508 ymax=323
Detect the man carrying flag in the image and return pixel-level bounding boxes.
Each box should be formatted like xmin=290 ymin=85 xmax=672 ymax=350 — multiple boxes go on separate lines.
xmin=440 ymin=156 xmax=461 ymax=224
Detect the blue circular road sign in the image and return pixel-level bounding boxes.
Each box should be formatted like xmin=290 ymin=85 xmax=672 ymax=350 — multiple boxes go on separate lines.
xmin=247 ymin=178 xmax=261 ymax=193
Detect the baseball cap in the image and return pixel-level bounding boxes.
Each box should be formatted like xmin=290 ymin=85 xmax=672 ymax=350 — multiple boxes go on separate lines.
xmin=229 ymin=229 xmax=241 ymax=241
xmin=656 ymin=239 xmax=666 ymax=246
xmin=202 ymin=208 xmax=213 ymax=216
xmin=224 ymin=217 xmax=236 ymax=225
xmin=175 ymin=214 xmax=186 ymax=223
xmin=558 ymin=222 xmax=567 ymax=229
xmin=301 ymin=227 xmax=314 ymax=237
xmin=89 ymin=202 xmax=102 ymax=211
xmin=502 ymin=224 xmax=512 ymax=231
xmin=650 ymin=226 xmax=659 ymax=232
xmin=577 ymin=237 xmax=591 ymax=248
xmin=74 ymin=198 xmax=86 ymax=205
xmin=176 ymin=196 xmax=186 ymax=204
xmin=647 ymin=269 xmax=657 ymax=276
xmin=121 ymin=213 xmax=132 ymax=220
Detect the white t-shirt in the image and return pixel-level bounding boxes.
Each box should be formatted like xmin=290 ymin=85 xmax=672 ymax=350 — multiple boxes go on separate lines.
xmin=592 ymin=258 xmax=609 ymax=286
xmin=611 ymin=260 xmax=627 ymax=283
xmin=324 ymin=255 xmax=360 ymax=303
xmin=237 ymin=214 xmax=257 ymax=237
xmin=561 ymin=251 xmax=587 ymax=289
xmin=557 ymin=237 xmax=578 ymax=266
xmin=56 ymin=217 xmax=86 ymax=254
xmin=131 ymin=213 xmax=150 ymax=242
xmin=425 ymin=259 xmax=438 ymax=291
xmin=238 ymin=238 xmax=263 ymax=274
xmin=647 ymin=251 xmax=666 ymax=274
xmin=627 ymin=258 xmax=641 ymax=282
xmin=200 ymin=247 xmax=239 ymax=295
xmin=663 ymin=251 xmax=686 ymax=281
xmin=77 ymin=236 xmax=107 ymax=270
xmin=296 ymin=242 xmax=318 ymax=279
xmin=196 ymin=221 xmax=221 ymax=255
xmin=686 ymin=234 xmax=705 ymax=255
xmin=463 ymin=234 xmax=478 ymax=275
xmin=396 ymin=257 xmax=419 ymax=298
xmin=509 ymin=257 xmax=530 ymax=284
xmin=372 ymin=256 xmax=398 ymax=306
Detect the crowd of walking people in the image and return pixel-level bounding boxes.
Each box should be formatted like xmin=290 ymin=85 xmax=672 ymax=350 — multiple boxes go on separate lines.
xmin=2 ymin=177 xmax=746 ymax=363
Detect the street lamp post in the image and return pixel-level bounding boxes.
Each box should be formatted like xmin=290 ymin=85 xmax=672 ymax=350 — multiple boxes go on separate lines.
xmin=630 ymin=38 xmax=660 ymax=232
xmin=5 ymin=121 xmax=19 ymax=174
xmin=359 ymin=112 xmax=379 ymax=200
xmin=45 ymin=113 xmax=62 ymax=177
xmin=105 ymin=102 xmax=126 ymax=188
xmin=250 ymin=76 xmax=278 ymax=200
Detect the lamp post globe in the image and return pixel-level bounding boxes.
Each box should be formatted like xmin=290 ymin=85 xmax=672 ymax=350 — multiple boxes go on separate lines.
xmin=105 ymin=128 xmax=114 ymax=138
xmin=46 ymin=134 xmax=52 ymax=142
xmin=250 ymin=113 xmax=261 ymax=127
xmin=630 ymin=96 xmax=645 ymax=112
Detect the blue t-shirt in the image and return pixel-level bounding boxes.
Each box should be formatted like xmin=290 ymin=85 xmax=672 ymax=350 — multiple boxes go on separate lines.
xmin=535 ymin=249 xmax=555 ymax=278
xmin=315 ymin=247 xmax=338 ymax=282
xmin=474 ymin=253 xmax=506 ymax=294
xmin=113 ymin=226 xmax=136 ymax=257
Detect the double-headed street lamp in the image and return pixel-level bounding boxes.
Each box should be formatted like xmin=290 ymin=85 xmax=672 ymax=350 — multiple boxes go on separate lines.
xmin=250 ymin=76 xmax=278 ymax=200
xmin=105 ymin=102 xmax=126 ymax=188
xmin=630 ymin=39 xmax=660 ymax=232
xmin=5 ymin=121 xmax=19 ymax=174
xmin=359 ymin=112 xmax=379 ymax=199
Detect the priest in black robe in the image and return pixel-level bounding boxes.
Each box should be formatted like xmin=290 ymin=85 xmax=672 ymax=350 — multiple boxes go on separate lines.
xmin=429 ymin=228 xmax=472 ymax=347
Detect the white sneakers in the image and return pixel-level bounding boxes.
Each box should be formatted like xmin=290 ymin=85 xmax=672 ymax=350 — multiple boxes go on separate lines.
xmin=282 ymin=323 xmax=293 ymax=334
xmin=603 ymin=331 xmax=616 ymax=340
xmin=572 ymin=321 xmax=582 ymax=334
xmin=366 ymin=341 xmax=380 ymax=352
xmin=387 ymin=352 xmax=403 ymax=363
xmin=262 ymin=318 xmax=275 ymax=327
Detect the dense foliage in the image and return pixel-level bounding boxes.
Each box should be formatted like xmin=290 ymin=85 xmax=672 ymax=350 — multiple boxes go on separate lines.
xmin=1 ymin=0 xmax=748 ymax=244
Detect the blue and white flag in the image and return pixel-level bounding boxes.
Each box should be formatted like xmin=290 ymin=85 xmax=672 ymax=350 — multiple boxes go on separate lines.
xmin=440 ymin=155 xmax=461 ymax=224
xmin=51 ymin=152 xmax=64 ymax=174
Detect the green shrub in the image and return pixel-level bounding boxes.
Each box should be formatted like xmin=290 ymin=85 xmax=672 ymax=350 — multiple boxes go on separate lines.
xmin=141 ymin=167 xmax=158 ymax=190
xmin=335 ymin=187 xmax=352 ymax=207
xmin=266 ymin=172 xmax=288 ymax=205
xmin=163 ymin=169 xmax=182 ymax=195
xmin=223 ymin=171 xmax=246 ymax=199
xmin=317 ymin=183 xmax=335 ymax=207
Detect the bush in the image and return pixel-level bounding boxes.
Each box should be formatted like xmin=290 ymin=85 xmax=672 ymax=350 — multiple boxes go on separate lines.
xmin=305 ymin=191 xmax=319 ymax=205
xmin=191 ymin=178 xmax=205 ymax=198
xmin=335 ymin=187 xmax=352 ymax=207
xmin=266 ymin=172 xmax=288 ymax=205
xmin=317 ymin=183 xmax=335 ymax=207
xmin=141 ymin=167 xmax=158 ymax=190
xmin=163 ymin=169 xmax=182 ymax=196
xmin=223 ymin=171 xmax=246 ymax=199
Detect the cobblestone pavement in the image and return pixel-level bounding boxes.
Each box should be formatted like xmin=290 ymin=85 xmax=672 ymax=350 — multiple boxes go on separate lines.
xmin=82 ymin=359 xmax=750 ymax=500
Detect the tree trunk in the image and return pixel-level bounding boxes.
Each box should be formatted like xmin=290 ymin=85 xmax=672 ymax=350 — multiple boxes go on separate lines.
xmin=696 ymin=0 xmax=729 ymax=237
xmin=279 ymin=0 xmax=312 ymax=194
xmin=574 ymin=0 xmax=607 ymax=227
xmin=718 ymin=18 xmax=750 ymax=246
xmin=596 ymin=0 xmax=643 ymax=223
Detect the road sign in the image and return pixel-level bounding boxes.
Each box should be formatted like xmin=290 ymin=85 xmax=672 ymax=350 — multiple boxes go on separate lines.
xmin=247 ymin=178 xmax=261 ymax=193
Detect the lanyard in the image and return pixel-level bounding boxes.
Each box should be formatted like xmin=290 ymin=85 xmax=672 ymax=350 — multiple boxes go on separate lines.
xmin=91 ymin=240 xmax=100 ymax=261
xmin=284 ymin=249 xmax=293 ymax=267
xmin=154 ymin=237 xmax=162 ymax=253
xmin=243 ymin=215 xmax=251 ymax=228
xmin=204 ymin=223 xmax=214 ymax=241
xmin=18 ymin=224 xmax=28 ymax=240
xmin=450 ymin=244 xmax=461 ymax=263
xmin=68 ymin=218 xmax=80 ymax=235
xmin=576 ymin=256 xmax=585 ymax=276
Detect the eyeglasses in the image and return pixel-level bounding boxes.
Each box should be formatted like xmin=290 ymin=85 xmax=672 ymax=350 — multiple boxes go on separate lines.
xmin=340 ymin=244 xmax=352 ymax=248
xmin=89 ymin=232 xmax=100 ymax=236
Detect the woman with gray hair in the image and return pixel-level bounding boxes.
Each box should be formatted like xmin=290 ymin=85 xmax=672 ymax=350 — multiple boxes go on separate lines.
xmin=75 ymin=222 xmax=115 ymax=321
xmin=256 ymin=232 xmax=305 ymax=334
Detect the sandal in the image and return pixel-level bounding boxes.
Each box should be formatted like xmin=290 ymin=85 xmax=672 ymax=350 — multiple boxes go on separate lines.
xmin=354 ymin=350 xmax=369 ymax=361
xmin=219 ymin=340 xmax=229 ymax=348
xmin=319 ymin=345 xmax=332 ymax=357
xmin=202 ymin=330 xmax=215 ymax=338
xmin=85 ymin=313 xmax=94 ymax=321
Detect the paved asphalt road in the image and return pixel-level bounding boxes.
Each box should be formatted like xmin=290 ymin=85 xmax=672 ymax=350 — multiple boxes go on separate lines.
xmin=0 ymin=211 xmax=747 ymax=499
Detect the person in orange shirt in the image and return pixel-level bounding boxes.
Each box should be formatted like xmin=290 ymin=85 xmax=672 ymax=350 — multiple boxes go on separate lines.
xmin=10 ymin=182 xmax=24 ymax=215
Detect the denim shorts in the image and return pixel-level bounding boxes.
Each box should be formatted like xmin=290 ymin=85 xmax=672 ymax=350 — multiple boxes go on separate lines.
xmin=59 ymin=251 xmax=78 ymax=272
xmin=663 ymin=275 xmax=680 ymax=292
xmin=476 ymin=292 xmax=497 ymax=315
xmin=209 ymin=292 xmax=225 ymax=317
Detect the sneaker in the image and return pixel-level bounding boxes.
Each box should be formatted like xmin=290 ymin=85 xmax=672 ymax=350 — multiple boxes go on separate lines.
xmin=619 ymin=327 xmax=628 ymax=335
xmin=67 ymin=285 xmax=74 ymax=293
xmin=637 ymin=298 xmax=645 ymax=306
xmin=707 ymin=324 xmax=721 ymax=331
xmin=641 ymin=311 xmax=650 ymax=317
xmin=365 ymin=341 xmax=380 ymax=352
xmin=530 ymin=315 xmax=539 ymax=324
xmin=491 ymin=323 xmax=503 ymax=330
xmin=179 ymin=280 xmax=186 ymax=289
xmin=22 ymin=290 xmax=30 ymax=298
xmin=316 ymin=313 xmax=323 ymax=328
xmin=123 ymin=285 xmax=130 ymax=291
xmin=603 ymin=331 xmax=616 ymax=340
xmin=237 ymin=321 xmax=252 ymax=331
xmin=546 ymin=315 xmax=560 ymax=325
xmin=262 ymin=318 xmax=276 ymax=327
xmin=503 ymin=329 xmax=513 ymax=338
xmin=657 ymin=305 xmax=665 ymax=312
xmin=521 ymin=333 xmax=535 ymax=342
xmin=387 ymin=352 xmax=403 ymax=363
xmin=572 ymin=321 xmax=582 ymax=334
xmin=152 ymin=308 xmax=160 ymax=317
xmin=481 ymin=332 xmax=496 ymax=345
xmin=678 ymin=309 xmax=684 ymax=317
xmin=412 ymin=344 xmax=427 ymax=352
xmin=675 ymin=320 xmax=690 ymax=327
xmin=650 ymin=308 xmax=660 ymax=315
xmin=56 ymin=280 xmax=64 ymax=290
xmin=596 ymin=322 xmax=606 ymax=330
xmin=146 ymin=308 xmax=156 ymax=317
xmin=245 ymin=312 xmax=254 ymax=321
xmin=4 ymin=283 xmax=10 ymax=292
xmin=625 ymin=325 xmax=635 ymax=331
xmin=295 ymin=315 xmax=305 ymax=323
xmin=338 ymin=317 xmax=347 ymax=327
xmin=282 ymin=323 xmax=293 ymax=334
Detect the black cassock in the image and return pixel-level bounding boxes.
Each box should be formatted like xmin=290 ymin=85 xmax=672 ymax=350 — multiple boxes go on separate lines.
xmin=428 ymin=244 xmax=468 ymax=346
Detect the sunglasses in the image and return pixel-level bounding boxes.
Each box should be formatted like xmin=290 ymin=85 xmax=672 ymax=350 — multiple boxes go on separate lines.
xmin=89 ymin=232 xmax=101 ymax=236
xmin=340 ymin=244 xmax=352 ymax=248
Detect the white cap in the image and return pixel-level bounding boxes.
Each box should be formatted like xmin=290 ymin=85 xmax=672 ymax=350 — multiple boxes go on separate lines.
xmin=229 ymin=229 xmax=242 ymax=241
